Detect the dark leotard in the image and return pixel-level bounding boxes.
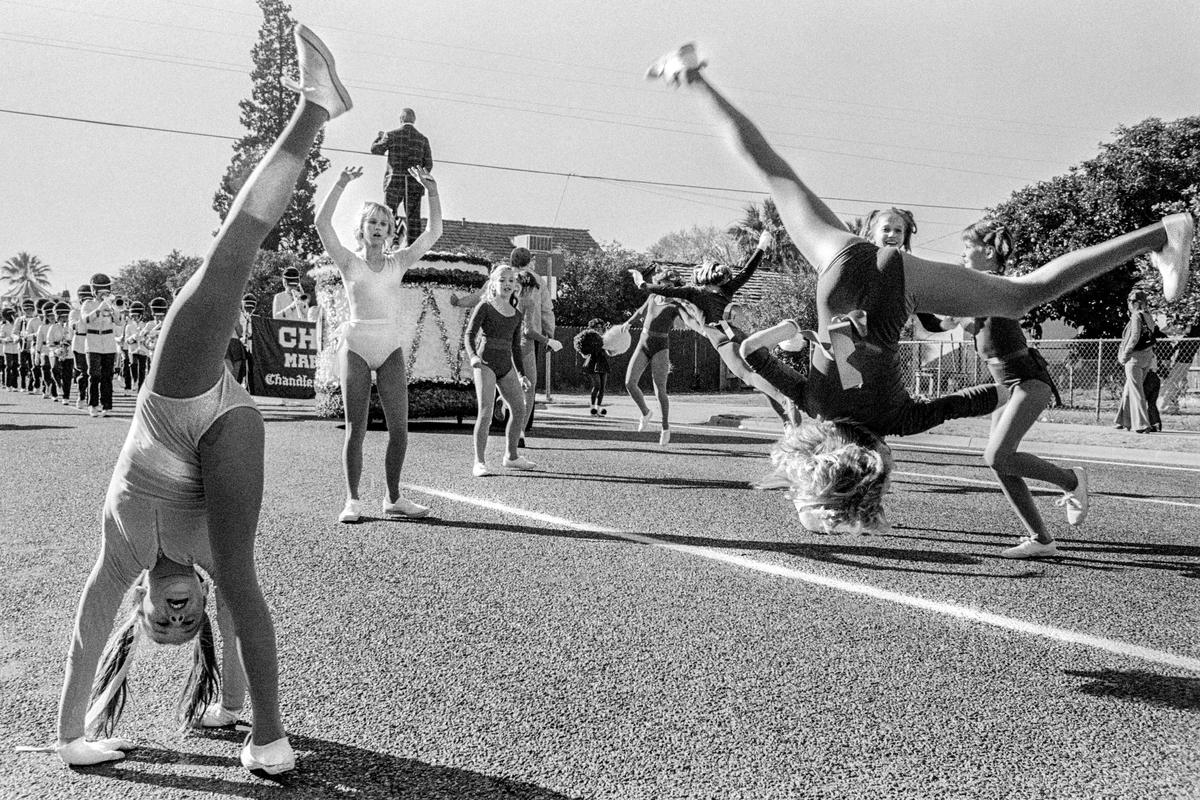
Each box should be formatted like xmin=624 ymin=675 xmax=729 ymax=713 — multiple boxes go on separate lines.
xmin=975 ymin=315 xmax=1061 ymax=405
xmin=465 ymin=302 xmax=524 ymax=380
xmin=742 ymin=242 xmax=998 ymax=437
xmin=634 ymin=298 xmax=679 ymax=360
xmin=642 ymin=249 xmax=764 ymax=324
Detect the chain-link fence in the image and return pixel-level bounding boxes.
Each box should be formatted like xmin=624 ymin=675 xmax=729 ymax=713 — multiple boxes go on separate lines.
xmin=896 ymin=337 xmax=1200 ymax=416
xmin=543 ymin=330 xmax=1200 ymax=418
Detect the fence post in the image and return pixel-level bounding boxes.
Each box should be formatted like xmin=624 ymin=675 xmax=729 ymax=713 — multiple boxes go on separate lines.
xmin=544 ymin=347 xmax=553 ymax=402
xmin=1094 ymin=339 xmax=1103 ymax=421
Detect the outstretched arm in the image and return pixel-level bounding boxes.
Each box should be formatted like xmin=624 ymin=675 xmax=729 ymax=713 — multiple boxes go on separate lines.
xmin=368 ymin=130 xmax=389 ymax=156
xmin=622 ymin=298 xmax=651 ymax=328
xmin=397 ymin=166 xmax=442 ymax=262
xmin=726 ymin=231 xmax=772 ymax=294
xmin=315 ymin=166 xmax=362 ymax=266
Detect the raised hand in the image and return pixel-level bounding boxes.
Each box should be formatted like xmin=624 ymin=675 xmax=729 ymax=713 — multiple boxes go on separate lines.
xmin=758 ymin=229 xmax=775 ymax=251
xmin=627 ymin=269 xmax=647 ymax=288
xmin=407 ymin=166 xmax=436 ymax=191
xmin=339 ymin=165 xmax=364 ymax=184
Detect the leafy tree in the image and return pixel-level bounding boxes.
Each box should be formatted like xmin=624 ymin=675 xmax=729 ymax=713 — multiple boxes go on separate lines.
xmin=113 ymin=250 xmax=203 ymax=307
xmin=243 ymin=249 xmax=315 ymax=309
xmin=648 ymin=224 xmax=741 ymax=265
xmin=2 ymin=252 xmax=53 ymax=299
xmin=555 ymin=243 xmax=651 ymax=326
xmin=990 ymin=116 xmax=1200 ymax=336
xmin=212 ymin=0 xmax=328 ymax=258
xmin=728 ymin=197 xmax=812 ymax=273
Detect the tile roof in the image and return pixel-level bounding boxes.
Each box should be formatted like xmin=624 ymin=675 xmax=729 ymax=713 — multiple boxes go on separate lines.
xmin=432 ymin=219 xmax=601 ymax=260
xmin=648 ymin=259 xmax=794 ymax=305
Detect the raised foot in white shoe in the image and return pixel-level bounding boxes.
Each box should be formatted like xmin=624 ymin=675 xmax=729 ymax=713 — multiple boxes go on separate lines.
xmin=645 ymin=42 xmax=707 ymax=86
xmin=1151 ymin=212 xmax=1194 ymax=302
xmin=283 ymin=23 xmax=352 ymax=120
xmin=1054 ymin=466 xmax=1088 ymax=526
xmin=502 ymin=455 xmax=538 ymax=470
xmin=194 ymin=702 xmax=244 ymax=728
xmin=472 ymin=462 xmax=490 ymax=478
xmin=382 ymin=496 xmax=430 ymax=518
xmin=338 ymin=498 xmax=361 ymax=523
xmin=241 ymin=735 xmax=295 ymax=776
xmin=659 ymin=429 xmax=671 ymax=446
xmin=1000 ymin=537 xmax=1060 ymax=560
xmin=637 ymin=411 xmax=653 ymax=432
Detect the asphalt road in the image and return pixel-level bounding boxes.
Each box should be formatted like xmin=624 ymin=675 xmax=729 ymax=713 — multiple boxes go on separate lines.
xmin=2 ymin=388 xmax=1198 ymax=799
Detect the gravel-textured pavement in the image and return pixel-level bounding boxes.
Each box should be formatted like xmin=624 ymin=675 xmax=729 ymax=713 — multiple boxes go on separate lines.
xmin=2 ymin=388 xmax=1198 ymax=799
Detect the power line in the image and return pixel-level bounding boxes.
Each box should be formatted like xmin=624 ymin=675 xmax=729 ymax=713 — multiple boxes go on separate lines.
xmin=0 ymin=107 xmax=989 ymax=212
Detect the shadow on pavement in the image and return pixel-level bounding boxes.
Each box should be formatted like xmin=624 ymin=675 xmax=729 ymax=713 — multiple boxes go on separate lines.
xmin=1065 ymin=669 xmax=1200 ymax=712
xmin=83 ymin=732 xmax=581 ymax=799
xmin=0 ymin=423 xmax=74 ymax=431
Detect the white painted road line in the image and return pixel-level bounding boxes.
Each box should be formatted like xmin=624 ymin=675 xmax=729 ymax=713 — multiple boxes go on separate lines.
xmin=405 ymin=484 xmax=1200 ymax=675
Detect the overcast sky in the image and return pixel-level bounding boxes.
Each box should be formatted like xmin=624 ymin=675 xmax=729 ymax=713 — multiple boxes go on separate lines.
xmin=3 ymin=0 xmax=1198 ymax=294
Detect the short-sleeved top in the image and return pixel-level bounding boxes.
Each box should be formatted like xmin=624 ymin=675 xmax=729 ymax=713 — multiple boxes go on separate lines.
xmin=341 ymin=252 xmax=408 ymax=322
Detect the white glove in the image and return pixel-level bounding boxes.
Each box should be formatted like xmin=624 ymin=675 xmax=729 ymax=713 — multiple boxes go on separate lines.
xmin=546 ymin=338 xmax=563 ymax=353
xmin=57 ymin=736 xmax=136 ymax=766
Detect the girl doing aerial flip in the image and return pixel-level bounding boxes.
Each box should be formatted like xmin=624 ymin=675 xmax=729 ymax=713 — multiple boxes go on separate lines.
xmin=316 ymin=157 xmax=442 ymax=524
xmin=50 ymin=23 xmax=350 ymax=774
xmin=647 ymin=43 xmax=1192 ymax=534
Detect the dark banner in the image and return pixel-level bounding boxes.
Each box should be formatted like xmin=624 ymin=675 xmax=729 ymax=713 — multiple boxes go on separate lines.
xmin=249 ymin=317 xmax=317 ymax=399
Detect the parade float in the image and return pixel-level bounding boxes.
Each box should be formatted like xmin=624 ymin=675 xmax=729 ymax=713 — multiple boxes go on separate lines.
xmin=310 ymin=251 xmax=491 ymax=422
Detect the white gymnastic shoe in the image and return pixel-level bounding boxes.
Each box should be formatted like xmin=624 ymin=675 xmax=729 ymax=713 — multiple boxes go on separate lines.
xmin=382 ymin=495 xmax=430 ymax=518
xmin=502 ymin=455 xmax=538 ymax=470
xmin=645 ymin=42 xmax=707 ymax=86
xmin=1055 ymin=466 xmax=1089 ymax=526
xmin=338 ymin=498 xmax=361 ymax=523
xmin=241 ymin=735 xmax=295 ymax=776
xmin=1000 ymin=537 xmax=1060 ymax=560
xmin=472 ymin=461 xmax=490 ymax=478
xmin=1151 ymin=212 xmax=1194 ymax=302
xmin=637 ymin=411 xmax=653 ymax=432
xmin=193 ymin=702 xmax=244 ymax=728
xmin=659 ymin=429 xmax=671 ymax=446
xmin=282 ymin=23 xmax=352 ymax=120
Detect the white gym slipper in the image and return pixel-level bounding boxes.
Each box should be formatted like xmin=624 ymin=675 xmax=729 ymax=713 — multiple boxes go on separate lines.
xmin=338 ymin=498 xmax=361 ymax=523
xmin=1000 ymin=538 xmax=1060 ymax=560
xmin=382 ymin=496 xmax=430 ymax=518
xmin=240 ymin=735 xmax=295 ymax=776
xmin=1055 ymin=466 xmax=1089 ymax=526
xmin=645 ymin=42 xmax=707 ymax=86
xmin=1151 ymin=212 xmax=1194 ymax=302
xmin=283 ymin=23 xmax=352 ymax=120
xmin=194 ymin=702 xmax=244 ymax=728
xmin=659 ymin=429 xmax=671 ymax=446
xmin=502 ymin=455 xmax=538 ymax=470
xmin=472 ymin=462 xmax=490 ymax=478
xmin=637 ymin=411 xmax=653 ymax=432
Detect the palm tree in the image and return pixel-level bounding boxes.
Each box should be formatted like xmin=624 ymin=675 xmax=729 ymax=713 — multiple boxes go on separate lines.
xmin=727 ymin=198 xmax=810 ymax=272
xmin=2 ymin=252 xmax=53 ymax=299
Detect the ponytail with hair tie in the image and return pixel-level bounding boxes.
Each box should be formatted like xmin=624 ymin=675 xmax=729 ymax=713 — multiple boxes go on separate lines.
xmin=86 ymin=607 xmax=140 ymax=738
xmin=178 ymin=612 xmax=221 ymax=732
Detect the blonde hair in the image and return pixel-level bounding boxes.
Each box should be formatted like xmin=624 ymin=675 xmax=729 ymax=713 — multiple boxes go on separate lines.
xmin=757 ymin=420 xmax=892 ymax=533
xmin=353 ymin=202 xmax=396 ymax=249
xmin=86 ymin=574 xmax=220 ymax=737
xmin=483 ymin=264 xmax=520 ymax=308
xmin=693 ymin=261 xmax=733 ymax=286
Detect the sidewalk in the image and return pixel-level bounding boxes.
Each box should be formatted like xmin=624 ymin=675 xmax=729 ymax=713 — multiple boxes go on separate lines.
xmin=542 ymin=391 xmax=1200 ymax=469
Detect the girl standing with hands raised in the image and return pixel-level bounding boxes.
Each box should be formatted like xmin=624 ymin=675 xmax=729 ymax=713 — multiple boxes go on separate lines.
xmin=316 ymin=162 xmax=442 ymax=523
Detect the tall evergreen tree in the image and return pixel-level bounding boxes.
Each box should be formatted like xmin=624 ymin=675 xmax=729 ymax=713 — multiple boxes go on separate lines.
xmin=212 ymin=0 xmax=328 ymax=258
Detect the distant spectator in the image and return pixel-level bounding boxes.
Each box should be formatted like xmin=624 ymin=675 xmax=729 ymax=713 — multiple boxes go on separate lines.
xmin=1114 ymin=289 xmax=1160 ymax=433
xmin=370 ymin=108 xmax=433 ymax=245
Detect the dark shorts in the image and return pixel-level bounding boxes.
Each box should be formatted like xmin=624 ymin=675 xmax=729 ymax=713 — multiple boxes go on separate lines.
xmin=987 ymin=348 xmax=1062 ymax=407
xmin=636 ymin=333 xmax=671 ymax=360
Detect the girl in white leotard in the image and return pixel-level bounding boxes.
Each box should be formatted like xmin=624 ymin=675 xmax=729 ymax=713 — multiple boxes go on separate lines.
xmin=315 ymin=163 xmax=443 ymax=524
xmin=50 ymin=23 xmax=349 ymax=776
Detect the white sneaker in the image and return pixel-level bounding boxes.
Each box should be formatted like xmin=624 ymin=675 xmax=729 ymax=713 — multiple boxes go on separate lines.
xmin=1151 ymin=212 xmax=1194 ymax=302
xmin=338 ymin=498 xmax=361 ymax=523
xmin=382 ymin=496 xmax=430 ymax=518
xmin=637 ymin=411 xmax=653 ymax=432
xmin=502 ymin=455 xmax=538 ymax=470
xmin=645 ymin=42 xmax=707 ymax=86
xmin=194 ymin=702 xmax=243 ymax=728
xmin=1055 ymin=466 xmax=1089 ymax=526
xmin=659 ymin=429 xmax=671 ymax=446
xmin=283 ymin=23 xmax=352 ymax=120
xmin=240 ymin=735 xmax=295 ymax=775
xmin=1000 ymin=538 xmax=1060 ymax=559
xmin=472 ymin=462 xmax=490 ymax=478
xmin=88 ymin=407 xmax=98 ymax=417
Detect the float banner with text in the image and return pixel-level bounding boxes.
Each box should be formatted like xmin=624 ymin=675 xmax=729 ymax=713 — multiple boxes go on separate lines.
xmin=249 ymin=317 xmax=317 ymax=399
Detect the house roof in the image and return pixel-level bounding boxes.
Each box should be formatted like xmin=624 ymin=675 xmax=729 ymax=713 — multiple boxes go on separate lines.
xmin=648 ymin=259 xmax=794 ymax=305
xmin=433 ymin=219 xmax=600 ymax=260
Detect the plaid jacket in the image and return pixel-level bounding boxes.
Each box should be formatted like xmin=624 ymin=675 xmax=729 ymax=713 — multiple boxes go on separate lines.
xmin=370 ymin=124 xmax=433 ymax=187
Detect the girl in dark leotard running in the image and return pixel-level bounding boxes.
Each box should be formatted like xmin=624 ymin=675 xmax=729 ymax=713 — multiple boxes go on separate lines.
xmin=647 ymin=43 xmax=1192 ymax=533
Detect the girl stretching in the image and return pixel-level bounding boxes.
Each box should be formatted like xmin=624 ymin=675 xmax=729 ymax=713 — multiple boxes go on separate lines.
xmin=315 ymin=161 xmax=442 ymax=524
xmin=465 ymin=265 xmax=536 ymax=476
xmin=646 ymin=44 xmax=1191 ymax=532
xmin=923 ymin=223 xmax=1087 ymax=559
xmin=53 ymin=23 xmax=349 ymax=774
xmin=621 ymin=269 xmax=682 ymax=444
